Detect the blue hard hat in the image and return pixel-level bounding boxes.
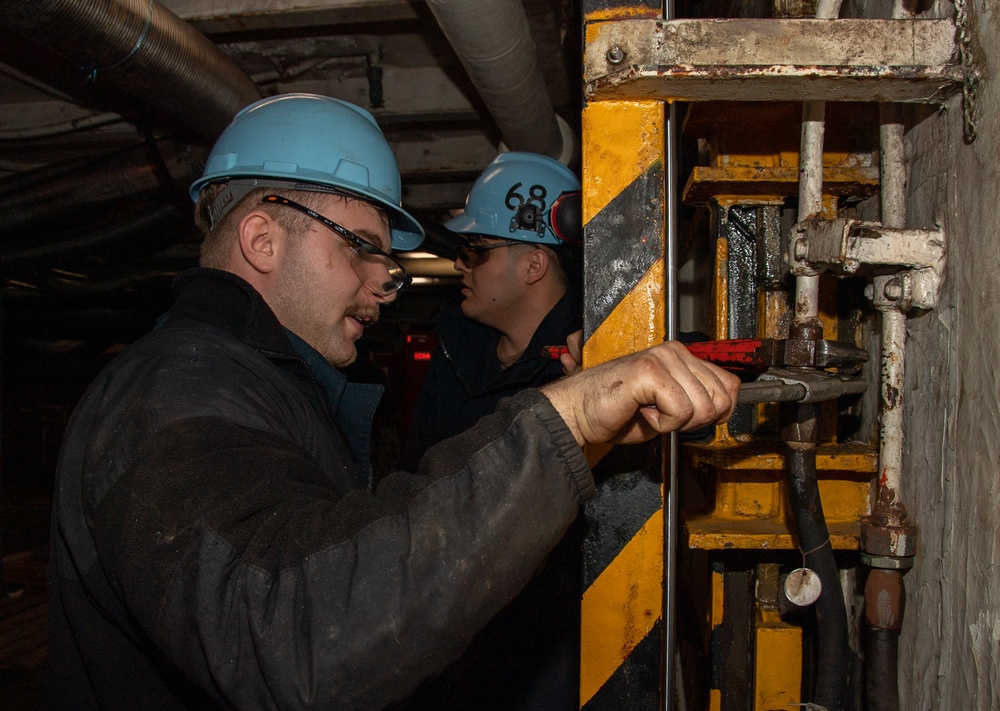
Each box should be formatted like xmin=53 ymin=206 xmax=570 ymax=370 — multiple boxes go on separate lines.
xmin=190 ymin=93 xmax=424 ymax=251
xmin=446 ymin=152 xmax=581 ymax=246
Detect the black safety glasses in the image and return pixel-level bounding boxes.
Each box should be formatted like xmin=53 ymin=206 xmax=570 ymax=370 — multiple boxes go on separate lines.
xmin=455 ymin=238 xmax=522 ymax=268
xmin=262 ymin=195 xmax=412 ymax=296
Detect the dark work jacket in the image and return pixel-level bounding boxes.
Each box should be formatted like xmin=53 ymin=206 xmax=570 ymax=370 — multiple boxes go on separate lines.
xmin=402 ymin=291 xmax=582 ymax=471
xmin=46 ymin=269 xmax=593 ymax=711
xmin=400 ymin=291 xmax=583 ymax=711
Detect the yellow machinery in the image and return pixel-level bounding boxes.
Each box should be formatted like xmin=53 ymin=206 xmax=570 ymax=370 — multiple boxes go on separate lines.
xmin=578 ymin=2 xmax=960 ymax=709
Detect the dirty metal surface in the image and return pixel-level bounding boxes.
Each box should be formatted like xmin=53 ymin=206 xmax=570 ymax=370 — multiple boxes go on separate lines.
xmin=684 ymin=165 xmax=880 ymax=204
xmin=579 ymin=90 xmax=666 ymax=710
xmin=584 ymin=18 xmax=962 ymax=103
xmin=681 ymin=442 xmax=874 ymax=550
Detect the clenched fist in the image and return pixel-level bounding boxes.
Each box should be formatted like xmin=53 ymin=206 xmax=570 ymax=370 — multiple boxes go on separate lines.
xmin=541 ymin=340 xmax=739 ymax=446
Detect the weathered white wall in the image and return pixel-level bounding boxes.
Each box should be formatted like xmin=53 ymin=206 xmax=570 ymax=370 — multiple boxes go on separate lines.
xmin=895 ymin=0 xmax=1000 ymax=706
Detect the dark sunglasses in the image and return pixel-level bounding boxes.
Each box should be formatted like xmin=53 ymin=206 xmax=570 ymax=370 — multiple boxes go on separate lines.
xmin=262 ymin=195 xmax=412 ymax=295
xmin=455 ymin=239 xmax=522 ymax=268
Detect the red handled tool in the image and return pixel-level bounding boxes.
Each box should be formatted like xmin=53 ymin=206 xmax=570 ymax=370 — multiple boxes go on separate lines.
xmin=544 ymin=338 xmax=870 ymax=405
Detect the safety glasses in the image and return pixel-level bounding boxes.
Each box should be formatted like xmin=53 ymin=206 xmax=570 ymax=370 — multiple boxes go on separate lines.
xmin=262 ymin=195 xmax=412 ymax=296
xmin=455 ymin=238 xmax=522 ymax=268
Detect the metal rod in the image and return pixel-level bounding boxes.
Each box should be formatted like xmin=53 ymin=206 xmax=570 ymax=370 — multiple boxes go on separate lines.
xmin=664 ymin=99 xmax=681 ymax=711
xmin=876 ymin=102 xmax=907 ymax=498
xmin=664 ymin=3 xmax=679 ymax=708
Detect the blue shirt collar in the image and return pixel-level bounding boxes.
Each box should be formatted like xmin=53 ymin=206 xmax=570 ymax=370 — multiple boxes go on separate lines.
xmin=284 ymin=330 xmax=384 ymax=488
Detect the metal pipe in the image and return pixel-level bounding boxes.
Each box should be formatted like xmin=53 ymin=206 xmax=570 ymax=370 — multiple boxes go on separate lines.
xmin=0 ymin=0 xmax=261 ymax=141
xmin=877 ymin=308 xmax=906 ymax=499
xmin=794 ymin=100 xmax=825 ymax=330
xmin=876 ymin=100 xmax=908 ymax=503
xmin=664 ymin=0 xmax=680 ymax=695
xmin=794 ymin=0 xmax=842 ymax=328
xmin=862 ymin=99 xmax=912 ymax=711
xmin=864 ymin=569 xmax=905 ymax=711
xmin=665 ymin=100 xmax=680 ymax=711
xmin=787 ymin=4 xmax=848 ymax=707
xmin=423 ymin=0 xmax=572 ymax=162
xmin=879 ymin=107 xmax=907 ymax=230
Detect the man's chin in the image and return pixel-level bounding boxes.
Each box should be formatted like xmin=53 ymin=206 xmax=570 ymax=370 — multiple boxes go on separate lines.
xmin=324 ymin=341 xmax=358 ymax=368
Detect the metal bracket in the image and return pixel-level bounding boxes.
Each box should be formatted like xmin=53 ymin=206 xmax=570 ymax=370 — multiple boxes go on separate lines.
xmin=790 ymin=218 xmax=944 ymax=274
xmin=790 ymin=217 xmax=946 ymax=310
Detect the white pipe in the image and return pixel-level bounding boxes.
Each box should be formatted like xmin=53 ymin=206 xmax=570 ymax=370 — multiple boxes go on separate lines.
xmin=877 ymin=101 xmax=907 ymax=502
xmin=879 ymin=308 xmax=906 ymax=497
xmin=795 ymin=100 xmax=825 ymax=325
xmin=794 ymin=0 xmax=841 ymax=327
xmin=424 ymin=0 xmax=567 ymax=160
xmin=880 ymin=106 xmax=907 ymax=230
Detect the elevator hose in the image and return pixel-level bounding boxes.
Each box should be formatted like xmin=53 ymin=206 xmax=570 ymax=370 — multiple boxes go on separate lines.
xmin=785 ymin=440 xmax=850 ymax=711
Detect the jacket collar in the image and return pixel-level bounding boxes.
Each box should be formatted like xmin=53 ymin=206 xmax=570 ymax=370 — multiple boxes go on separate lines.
xmin=168 ymin=268 xmax=298 ymax=358
xmin=436 ymin=289 xmax=582 ymax=393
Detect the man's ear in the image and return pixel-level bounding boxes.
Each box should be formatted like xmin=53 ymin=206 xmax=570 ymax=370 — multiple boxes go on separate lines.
xmin=236 ymin=210 xmax=282 ymax=275
xmin=523 ymin=247 xmax=550 ymax=285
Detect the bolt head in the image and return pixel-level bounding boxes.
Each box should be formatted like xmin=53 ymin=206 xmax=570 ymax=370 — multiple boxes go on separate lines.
xmin=793 ymin=238 xmax=808 ymax=261
xmin=606 ymin=46 xmax=625 ymax=65
xmin=883 ymin=280 xmax=904 ymax=301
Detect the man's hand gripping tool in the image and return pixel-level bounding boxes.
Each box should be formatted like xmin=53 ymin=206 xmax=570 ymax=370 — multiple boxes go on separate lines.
xmin=684 ymin=338 xmax=870 ymax=405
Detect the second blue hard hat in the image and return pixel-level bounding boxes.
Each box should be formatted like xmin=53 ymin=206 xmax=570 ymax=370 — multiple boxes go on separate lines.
xmin=446 ymin=152 xmax=581 ymax=246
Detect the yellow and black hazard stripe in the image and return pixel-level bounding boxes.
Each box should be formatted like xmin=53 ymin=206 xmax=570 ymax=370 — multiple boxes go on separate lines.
xmin=578 ymin=83 xmax=670 ymax=710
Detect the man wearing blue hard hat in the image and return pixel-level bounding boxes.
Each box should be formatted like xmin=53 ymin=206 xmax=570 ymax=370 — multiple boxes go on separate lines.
xmin=46 ymin=94 xmax=739 ymax=711
xmin=402 ymin=152 xmax=584 ymax=710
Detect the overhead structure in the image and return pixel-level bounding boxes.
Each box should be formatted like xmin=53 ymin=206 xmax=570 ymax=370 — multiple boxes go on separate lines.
xmin=0 ymin=0 xmax=262 ymax=140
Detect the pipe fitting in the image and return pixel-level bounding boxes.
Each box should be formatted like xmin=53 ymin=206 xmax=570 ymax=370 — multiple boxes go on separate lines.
xmin=860 ymin=519 xmax=917 ymax=560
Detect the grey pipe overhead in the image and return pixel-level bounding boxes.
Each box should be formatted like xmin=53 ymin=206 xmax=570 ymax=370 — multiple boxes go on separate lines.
xmin=0 ymin=0 xmax=261 ymax=141
xmin=424 ymin=0 xmax=571 ymax=163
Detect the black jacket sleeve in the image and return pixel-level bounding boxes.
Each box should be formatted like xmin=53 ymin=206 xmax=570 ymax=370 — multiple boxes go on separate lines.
xmin=91 ymin=389 xmax=592 ymax=711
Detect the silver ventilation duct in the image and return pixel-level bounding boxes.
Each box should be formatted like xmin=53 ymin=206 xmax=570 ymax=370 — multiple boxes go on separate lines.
xmin=0 ymin=0 xmax=261 ymax=141
xmin=424 ymin=0 xmax=575 ymax=164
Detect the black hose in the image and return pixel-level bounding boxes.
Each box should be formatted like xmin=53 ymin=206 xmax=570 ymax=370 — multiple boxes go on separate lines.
xmin=783 ymin=404 xmax=850 ymax=711
xmin=865 ymin=628 xmax=900 ymax=711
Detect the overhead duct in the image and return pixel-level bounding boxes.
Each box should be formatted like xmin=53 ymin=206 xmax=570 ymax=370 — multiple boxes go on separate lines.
xmin=424 ymin=0 xmax=575 ymax=164
xmin=0 ymin=0 xmax=261 ymax=141
xmin=0 ymin=137 xmax=203 ymax=232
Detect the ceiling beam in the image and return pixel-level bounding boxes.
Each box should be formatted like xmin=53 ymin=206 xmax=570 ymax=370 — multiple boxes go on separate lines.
xmin=162 ymin=0 xmax=422 ymax=34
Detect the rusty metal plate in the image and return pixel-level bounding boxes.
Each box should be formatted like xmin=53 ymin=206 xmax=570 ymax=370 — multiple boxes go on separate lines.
xmin=584 ymin=18 xmax=962 ymax=103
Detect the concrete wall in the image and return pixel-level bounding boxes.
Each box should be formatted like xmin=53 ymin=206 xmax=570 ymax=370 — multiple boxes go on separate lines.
xmin=895 ymin=0 xmax=1000 ymax=706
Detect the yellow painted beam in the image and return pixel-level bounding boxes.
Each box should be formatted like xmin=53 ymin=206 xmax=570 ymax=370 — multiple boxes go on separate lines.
xmin=581 ymin=101 xmax=665 ymax=227
xmin=580 ymin=507 xmax=664 ymax=705
xmin=583 ymin=259 xmax=666 ymax=367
